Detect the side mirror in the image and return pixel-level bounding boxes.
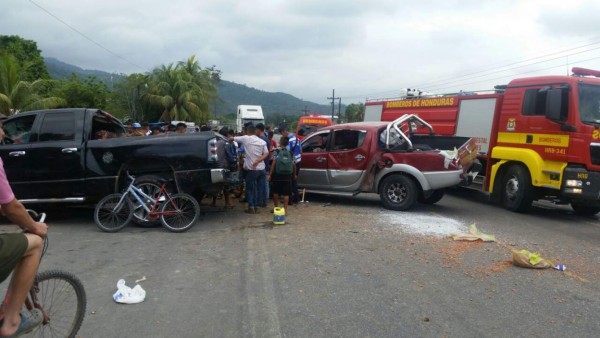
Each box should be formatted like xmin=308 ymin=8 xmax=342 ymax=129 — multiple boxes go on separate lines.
xmin=545 ymin=88 xmax=564 ymax=122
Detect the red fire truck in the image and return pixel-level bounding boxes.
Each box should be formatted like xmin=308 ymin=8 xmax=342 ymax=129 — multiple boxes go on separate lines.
xmin=364 ymin=67 xmax=600 ymax=215
xmin=295 ymin=115 xmax=332 ymax=140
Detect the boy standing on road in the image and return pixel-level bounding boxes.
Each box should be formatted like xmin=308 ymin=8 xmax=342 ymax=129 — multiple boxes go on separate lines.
xmin=233 ymin=125 xmax=269 ymax=214
xmin=279 ymin=125 xmax=302 ymax=205
xmin=268 ymin=136 xmax=296 ymax=213
xmin=0 ymin=127 xmax=48 ymax=337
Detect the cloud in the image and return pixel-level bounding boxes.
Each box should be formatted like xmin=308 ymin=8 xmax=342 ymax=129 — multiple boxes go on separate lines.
xmin=2 ymin=0 xmax=600 ymax=103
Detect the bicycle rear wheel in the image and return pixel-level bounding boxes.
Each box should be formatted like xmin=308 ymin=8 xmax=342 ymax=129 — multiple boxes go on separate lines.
xmin=94 ymin=193 xmax=133 ymax=232
xmin=28 ymin=269 xmax=86 ymax=338
xmin=160 ymin=193 xmax=200 ymax=232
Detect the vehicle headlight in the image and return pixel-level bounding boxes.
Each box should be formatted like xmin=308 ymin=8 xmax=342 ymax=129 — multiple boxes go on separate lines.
xmin=565 ymin=180 xmax=582 ymax=187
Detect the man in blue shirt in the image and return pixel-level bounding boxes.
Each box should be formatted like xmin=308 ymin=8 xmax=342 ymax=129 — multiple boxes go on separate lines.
xmin=280 ymin=125 xmax=302 ymax=204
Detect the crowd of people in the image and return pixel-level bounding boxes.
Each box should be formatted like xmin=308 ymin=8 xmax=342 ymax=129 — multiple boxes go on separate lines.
xmin=94 ymin=121 xmax=214 ymax=140
xmin=212 ymin=122 xmax=302 ymax=215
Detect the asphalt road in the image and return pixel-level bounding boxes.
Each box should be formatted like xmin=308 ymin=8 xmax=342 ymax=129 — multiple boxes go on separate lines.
xmin=4 ymin=189 xmax=600 ymax=338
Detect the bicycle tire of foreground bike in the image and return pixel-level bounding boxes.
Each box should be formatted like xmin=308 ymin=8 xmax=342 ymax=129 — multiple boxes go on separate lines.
xmin=160 ymin=193 xmax=200 ymax=233
xmin=28 ymin=269 xmax=87 ymax=338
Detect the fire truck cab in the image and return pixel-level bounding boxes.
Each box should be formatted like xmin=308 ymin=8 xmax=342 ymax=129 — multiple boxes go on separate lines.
xmin=365 ymin=67 xmax=600 ymax=215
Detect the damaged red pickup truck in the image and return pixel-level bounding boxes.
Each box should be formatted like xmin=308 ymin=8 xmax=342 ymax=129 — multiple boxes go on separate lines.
xmin=297 ymin=114 xmax=478 ymax=211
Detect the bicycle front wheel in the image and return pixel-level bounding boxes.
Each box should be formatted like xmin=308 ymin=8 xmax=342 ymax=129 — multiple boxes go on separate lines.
xmin=160 ymin=193 xmax=200 ymax=232
xmin=29 ymin=269 xmax=87 ymax=338
xmin=94 ymin=193 xmax=133 ymax=232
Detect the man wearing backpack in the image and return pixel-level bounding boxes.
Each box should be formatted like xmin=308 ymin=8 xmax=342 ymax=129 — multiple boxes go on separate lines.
xmin=268 ymin=136 xmax=296 ymax=213
xmin=280 ymin=125 xmax=302 ymax=205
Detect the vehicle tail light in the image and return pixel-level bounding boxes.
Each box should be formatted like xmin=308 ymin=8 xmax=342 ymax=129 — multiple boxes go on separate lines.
xmin=208 ymin=138 xmax=218 ymax=162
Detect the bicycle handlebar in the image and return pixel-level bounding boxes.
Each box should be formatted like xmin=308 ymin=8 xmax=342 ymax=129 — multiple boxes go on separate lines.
xmin=126 ymin=171 xmax=136 ymax=182
xmin=27 ymin=209 xmax=46 ymax=223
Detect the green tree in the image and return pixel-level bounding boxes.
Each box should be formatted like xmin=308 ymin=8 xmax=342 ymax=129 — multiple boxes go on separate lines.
xmin=106 ymin=73 xmax=153 ymax=120
xmin=0 ymin=53 xmax=64 ymax=115
xmin=0 ymin=35 xmax=50 ymax=81
xmin=345 ymin=103 xmax=365 ymax=122
xmin=54 ymin=74 xmax=110 ymax=109
xmin=143 ymin=55 xmax=220 ymax=123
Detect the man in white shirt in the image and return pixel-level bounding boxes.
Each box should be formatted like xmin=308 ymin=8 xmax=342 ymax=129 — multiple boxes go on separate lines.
xmin=233 ymin=125 xmax=269 ymax=213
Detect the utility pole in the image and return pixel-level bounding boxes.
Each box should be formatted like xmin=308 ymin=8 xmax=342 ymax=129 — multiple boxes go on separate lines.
xmin=337 ymin=98 xmax=341 ymax=123
xmin=302 ymin=105 xmax=310 ymax=115
xmin=327 ymin=89 xmax=339 ymax=122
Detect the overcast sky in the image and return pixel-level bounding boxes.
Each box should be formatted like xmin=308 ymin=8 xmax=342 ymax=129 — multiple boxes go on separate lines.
xmin=2 ymin=0 xmax=600 ymax=104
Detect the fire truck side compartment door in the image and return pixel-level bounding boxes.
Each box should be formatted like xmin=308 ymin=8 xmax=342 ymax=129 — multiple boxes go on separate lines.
xmin=455 ymin=98 xmax=497 ymax=155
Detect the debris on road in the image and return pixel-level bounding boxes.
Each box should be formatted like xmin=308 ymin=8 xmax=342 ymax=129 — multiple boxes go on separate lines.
xmin=451 ymin=224 xmax=495 ymax=242
xmin=512 ymin=249 xmax=553 ymax=269
xmin=135 ymin=276 xmax=147 ymax=283
xmin=553 ymin=264 xmax=567 ymax=271
xmin=113 ymin=279 xmax=146 ymax=304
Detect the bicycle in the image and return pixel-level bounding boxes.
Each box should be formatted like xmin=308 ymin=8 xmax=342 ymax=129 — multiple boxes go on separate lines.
xmin=5 ymin=210 xmax=87 ymax=337
xmin=94 ymin=173 xmax=200 ymax=233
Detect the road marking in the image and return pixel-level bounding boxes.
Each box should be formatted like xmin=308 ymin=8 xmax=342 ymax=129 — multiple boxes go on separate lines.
xmin=244 ymin=228 xmax=283 ymax=338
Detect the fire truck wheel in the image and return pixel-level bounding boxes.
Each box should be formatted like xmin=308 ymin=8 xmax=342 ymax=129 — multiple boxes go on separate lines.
xmin=418 ymin=189 xmax=445 ymax=204
xmin=501 ymin=164 xmax=534 ymax=212
xmin=380 ymin=174 xmax=418 ymax=211
xmin=571 ymin=203 xmax=600 ymax=216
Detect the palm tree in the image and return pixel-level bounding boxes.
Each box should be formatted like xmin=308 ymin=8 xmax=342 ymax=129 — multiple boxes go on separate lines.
xmin=0 ymin=53 xmax=65 ymax=115
xmin=143 ymin=55 xmax=219 ymax=123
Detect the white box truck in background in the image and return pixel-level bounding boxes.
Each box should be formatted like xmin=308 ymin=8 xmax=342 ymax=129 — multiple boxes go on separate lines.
xmin=236 ymin=105 xmax=264 ymax=132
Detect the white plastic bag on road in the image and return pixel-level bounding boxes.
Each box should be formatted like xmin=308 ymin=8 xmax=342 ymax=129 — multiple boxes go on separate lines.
xmin=113 ymin=279 xmax=146 ymax=304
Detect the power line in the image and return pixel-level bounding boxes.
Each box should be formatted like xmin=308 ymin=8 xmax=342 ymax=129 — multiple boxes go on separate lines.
xmin=430 ymin=53 xmax=600 ymax=92
xmin=342 ymin=37 xmax=600 ymax=100
xmin=28 ymin=0 xmax=146 ymax=71
xmin=423 ymin=46 xmax=600 ymax=91
xmin=413 ymin=36 xmax=600 ymax=89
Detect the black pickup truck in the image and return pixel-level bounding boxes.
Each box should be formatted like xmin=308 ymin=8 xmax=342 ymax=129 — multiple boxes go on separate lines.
xmin=0 ymin=108 xmax=228 ymax=204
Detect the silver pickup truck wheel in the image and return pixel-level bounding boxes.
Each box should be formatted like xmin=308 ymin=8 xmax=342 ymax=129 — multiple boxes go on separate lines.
xmin=379 ymin=175 xmax=418 ymax=211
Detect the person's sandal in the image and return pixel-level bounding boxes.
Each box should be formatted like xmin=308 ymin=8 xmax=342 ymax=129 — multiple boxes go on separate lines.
xmin=244 ymin=208 xmax=255 ymax=214
xmin=224 ymin=204 xmax=235 ymax=209
xmin=1 ymin=309 xmax=43 ymax=338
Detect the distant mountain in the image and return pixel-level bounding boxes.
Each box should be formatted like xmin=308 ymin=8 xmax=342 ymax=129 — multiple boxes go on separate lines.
xmin=44 ymin=57 xmax=125 ymax=88
xmin=44 ymin=57 xmax=333 ymax=116
xmin=214 ymin=80 xmax=333 ymax=116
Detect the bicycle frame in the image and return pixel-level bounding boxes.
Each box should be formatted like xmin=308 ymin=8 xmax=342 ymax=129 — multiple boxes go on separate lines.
xmin=113 ymin=175 xmax=181 ymax=220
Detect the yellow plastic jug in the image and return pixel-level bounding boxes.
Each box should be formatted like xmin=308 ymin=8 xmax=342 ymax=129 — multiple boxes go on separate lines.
xmin=273 ymin=207 xmax=285 ymax=225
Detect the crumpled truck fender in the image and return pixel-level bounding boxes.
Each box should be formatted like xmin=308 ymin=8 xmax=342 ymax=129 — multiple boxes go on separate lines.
xmin=373 ymin=164 xmax=431 ymax=193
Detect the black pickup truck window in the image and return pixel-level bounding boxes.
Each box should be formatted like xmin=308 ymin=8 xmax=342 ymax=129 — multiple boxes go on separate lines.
xmin=3 ymin=115 xmax=36 ymax=144
xmin=39 ymin=112 xmax=75 ymax=142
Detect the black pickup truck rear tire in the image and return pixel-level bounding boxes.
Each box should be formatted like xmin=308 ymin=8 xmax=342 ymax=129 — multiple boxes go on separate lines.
xmin=380 ymin=174 xmax=418 ymax=211
xmin=131 ymin=175 xmax=168 ymax=227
